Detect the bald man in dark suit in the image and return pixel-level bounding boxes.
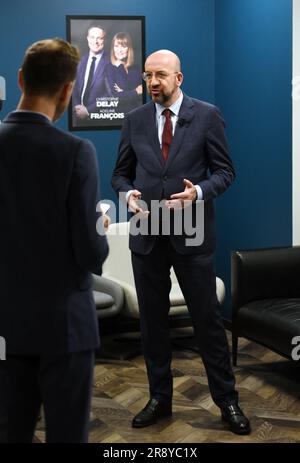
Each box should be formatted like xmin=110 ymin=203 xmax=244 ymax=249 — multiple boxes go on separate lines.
xmin=112 ymin=50 xmax=250 ymax=435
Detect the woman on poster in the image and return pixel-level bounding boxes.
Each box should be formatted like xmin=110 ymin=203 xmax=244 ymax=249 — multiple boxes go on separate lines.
xmin=105 ymin=32 xmax=143 ymax=113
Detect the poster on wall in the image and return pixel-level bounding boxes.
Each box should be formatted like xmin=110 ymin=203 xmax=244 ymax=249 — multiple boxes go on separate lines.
xmin=66 ymin=15 xmax=145 ymax=131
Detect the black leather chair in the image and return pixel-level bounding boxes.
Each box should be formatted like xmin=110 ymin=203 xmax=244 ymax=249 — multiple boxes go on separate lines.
xmin=231 ymin=246 xmax=300 ymax=366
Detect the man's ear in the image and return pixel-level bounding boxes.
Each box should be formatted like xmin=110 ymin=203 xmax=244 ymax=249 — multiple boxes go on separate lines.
xmin=176 ymin=72 xmax=184 ymax=88
xmin=18 ymin=69 xmax=24 ymax=91
xmin=59 ymin=81 xmax=74 ymax=104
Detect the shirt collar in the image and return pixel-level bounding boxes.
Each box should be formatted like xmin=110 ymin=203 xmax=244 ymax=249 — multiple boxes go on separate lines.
xmin=13 ymin=109 xmax=51 ymax=122
xmin=155 ymin=91 xmax=183 ymax=117
xmin=89 ymin=51 xmax=103 ymax=60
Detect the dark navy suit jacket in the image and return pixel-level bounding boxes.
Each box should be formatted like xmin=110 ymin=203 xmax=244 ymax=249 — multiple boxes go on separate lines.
xmin=112 ymin=94 xmax=235 ymax=256
xmin=105 ymin=63 xmax=143 ymax=114
xmin=105 ymin=63 xmax=141 ymax=98
xmin=0 ymin=112 xmax=108 ymax=355
xmin=72 ymin=52 xmax=110 ymax=114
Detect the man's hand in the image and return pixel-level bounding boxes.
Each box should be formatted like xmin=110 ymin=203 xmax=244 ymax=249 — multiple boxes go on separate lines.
xmin=128 ymin=190 xmax=149 ymax=218
xmin=114 ymin=83 xmax=123 ymax=93
xmin=74 ymin=104 xmax=89 ymax=119
xmin=135 ymin=84 xmax=143 ymax=95
xmin=166 ymin=179 xmax=197 ymax=209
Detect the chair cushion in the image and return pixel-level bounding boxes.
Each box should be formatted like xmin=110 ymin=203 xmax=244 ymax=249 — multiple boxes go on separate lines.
xmin=237 ymin=298 xmax=300 ymax=357
xmin=93 ymin=291 xmax=114 ymax=309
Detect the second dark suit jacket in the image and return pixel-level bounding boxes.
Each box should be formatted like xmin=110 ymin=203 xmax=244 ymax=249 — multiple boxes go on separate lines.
xmin=112 ymin=93 xmax=235 ymax=256
xmin=72 ymin=52 xmax=110 ymax=115
xmin=0 ymin=112 xmax=108 ymax=355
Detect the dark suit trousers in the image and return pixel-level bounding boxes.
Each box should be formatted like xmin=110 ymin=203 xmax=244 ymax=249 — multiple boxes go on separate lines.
xmin=131 ymin=236 xmax=238 ymax=408
xmin=0 ymin=350 xmax=94 ymax=443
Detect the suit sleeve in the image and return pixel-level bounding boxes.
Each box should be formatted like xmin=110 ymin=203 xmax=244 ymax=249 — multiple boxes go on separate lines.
xmin=68 ymin=139 xmax=108 ymax=275
xmin=111 ymin=115 xmax=137 ymax=196
xmin=72 ymin=59 xmax=85 ymax=107
xmin=106 ymin=66 xmax=140 ymax=98
xmin=198 ymin=106 xmax=236 ymax=201
xmin=72 ymin=80 xmax=80 ymax=107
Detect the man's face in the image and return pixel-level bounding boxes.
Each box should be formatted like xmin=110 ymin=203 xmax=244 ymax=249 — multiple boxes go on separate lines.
xmin=87 ymin=28 xmax=105 ymax=55
xmin=144 ymin=54 xmax=182 ymax=106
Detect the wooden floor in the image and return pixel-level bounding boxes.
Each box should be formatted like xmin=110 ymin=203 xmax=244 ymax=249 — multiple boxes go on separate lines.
xmin=35 ymin=329 xmax=300 ymax=443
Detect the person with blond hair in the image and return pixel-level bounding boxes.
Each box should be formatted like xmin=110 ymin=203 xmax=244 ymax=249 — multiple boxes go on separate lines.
xmin=105 ymin=32 xmax=142 ymax=112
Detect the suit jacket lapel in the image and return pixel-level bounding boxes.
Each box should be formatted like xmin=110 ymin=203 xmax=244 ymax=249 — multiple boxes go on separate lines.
xmin=91 ymin=53 xmax=108 ymax=88
xmin=141 ymin=96 xmax=195 ymax=170
xmin=144 ymin=103 xmax=165 ymax=168
xmin=79 ymin=55 xmax=89 ymax=92
xmin=164 ymin=94 xmax=195 ymax=171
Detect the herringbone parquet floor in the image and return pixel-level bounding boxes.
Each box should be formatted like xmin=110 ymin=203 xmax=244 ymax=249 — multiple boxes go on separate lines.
xmin=35 ymin=329 xmax=300 ymax=443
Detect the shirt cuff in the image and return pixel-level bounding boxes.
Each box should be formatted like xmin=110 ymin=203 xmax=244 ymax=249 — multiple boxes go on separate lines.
xmin=194 ymin=184 xmax=203 ymax=200
xmin=126 ymin=190 xmax=134 ymax=203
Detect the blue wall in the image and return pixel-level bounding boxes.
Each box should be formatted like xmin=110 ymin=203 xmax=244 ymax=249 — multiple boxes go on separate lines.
xmin=215 ymin=0 xmax=292 ymax=316
xmin=0 ymin=0 xmax=215 ymax=203
xmin=0 ymin=0 xmax=293 ymax=318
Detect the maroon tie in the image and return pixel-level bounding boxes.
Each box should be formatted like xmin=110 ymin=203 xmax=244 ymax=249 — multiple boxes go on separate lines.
xmin=162 ymin=109 xmax=173 ymax=161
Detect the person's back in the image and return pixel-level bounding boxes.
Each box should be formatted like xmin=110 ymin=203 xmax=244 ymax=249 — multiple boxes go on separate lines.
xmin=0 ymin=38 xmax=109 ymax=443
xmin=0 ymin=116 xmax=107 ymax=354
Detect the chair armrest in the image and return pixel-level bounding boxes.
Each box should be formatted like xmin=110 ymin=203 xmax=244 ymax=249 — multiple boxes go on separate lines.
xmin=92 ymin=275 xmax=124 ymax=313
xmin=231 ymin=246 xmax=300 ymax=313
xmin=102 ymin=273 xmax=141 ymax=319
xmin=216 ymin=277 xmax=226 ymax=305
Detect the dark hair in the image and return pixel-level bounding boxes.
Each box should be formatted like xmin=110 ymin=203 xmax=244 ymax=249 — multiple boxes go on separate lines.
xmin=87 ymin=26 xmax=106 ymax=37
xmin=21 ymin=38 xmax=80 ymax=96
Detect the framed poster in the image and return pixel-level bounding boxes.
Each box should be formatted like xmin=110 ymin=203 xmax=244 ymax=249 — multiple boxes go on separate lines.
xmin=66 ymin=15 xmax=145 ymax=131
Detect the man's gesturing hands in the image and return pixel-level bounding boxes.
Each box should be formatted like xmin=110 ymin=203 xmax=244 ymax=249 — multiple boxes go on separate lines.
xmin=165 ymin=179 xmax=197 ymax=209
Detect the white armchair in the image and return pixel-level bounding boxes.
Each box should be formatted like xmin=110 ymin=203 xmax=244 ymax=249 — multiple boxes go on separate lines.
xmin=103 ymin=222 xmax=226 ymax=319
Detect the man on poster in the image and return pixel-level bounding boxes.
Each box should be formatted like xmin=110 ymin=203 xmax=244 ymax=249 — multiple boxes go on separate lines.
xmin=72 ymin=26 xmax=109 ymax=120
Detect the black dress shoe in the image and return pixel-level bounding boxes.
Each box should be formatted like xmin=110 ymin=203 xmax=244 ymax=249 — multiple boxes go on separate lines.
xmin=221 ymin=404 xmax=251 ymax=435
xmin=132 ymin=398 xmax=172 ymax=428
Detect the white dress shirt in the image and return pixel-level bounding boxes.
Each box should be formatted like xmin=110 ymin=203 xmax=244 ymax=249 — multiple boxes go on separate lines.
xmin=126 ymin=91 xmax=203 ymax=201
xmin=155 ymin=91 xmax=183 ymax=146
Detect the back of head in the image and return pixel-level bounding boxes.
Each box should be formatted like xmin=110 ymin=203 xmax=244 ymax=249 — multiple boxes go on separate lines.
xmin=21 ymin=38 xmax=80 ymax=97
